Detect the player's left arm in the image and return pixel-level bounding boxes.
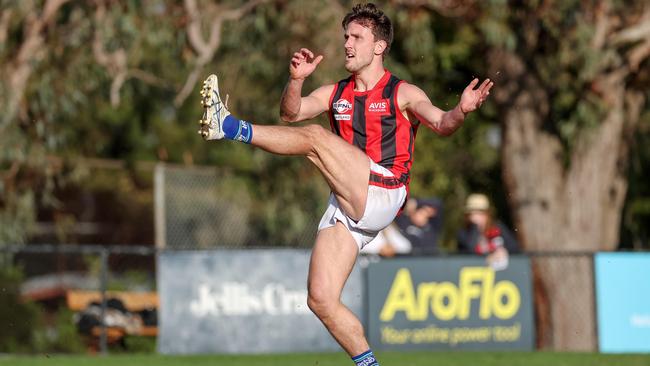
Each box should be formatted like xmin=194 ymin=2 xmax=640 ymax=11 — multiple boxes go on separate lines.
xmin=399 ymin=78 xmax=493 ymax=136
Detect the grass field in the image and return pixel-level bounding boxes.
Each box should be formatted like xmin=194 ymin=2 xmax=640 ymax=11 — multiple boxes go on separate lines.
xmin=2 ymin=352 xmax=650 ymax=366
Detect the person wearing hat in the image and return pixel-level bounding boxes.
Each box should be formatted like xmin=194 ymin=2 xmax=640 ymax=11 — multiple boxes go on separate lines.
xmin=457 ymin=193 xmax=518 ymax=270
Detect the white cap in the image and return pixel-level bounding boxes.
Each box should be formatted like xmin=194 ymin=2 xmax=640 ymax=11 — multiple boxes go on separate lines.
xmin=465 ymin=193 xmax=490 ymax=212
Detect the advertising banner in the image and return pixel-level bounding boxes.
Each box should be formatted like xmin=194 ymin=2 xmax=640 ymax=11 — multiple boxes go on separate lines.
xmin=595 ymin=253 xmax=650 ymax=353
xmin=366 ymin=256 xmax=534 ymax=350
xmin=157 ymin=250 xmax=364 ymax=354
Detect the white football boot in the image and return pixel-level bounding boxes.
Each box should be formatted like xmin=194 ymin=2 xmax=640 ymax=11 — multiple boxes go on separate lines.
xmin=198 ymin=74 xmax=230 ymax=140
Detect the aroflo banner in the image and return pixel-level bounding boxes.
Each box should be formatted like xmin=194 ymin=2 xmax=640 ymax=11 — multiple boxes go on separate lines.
xmin=366 ymin=256 xmax=535 ymax=350
xmin=157 ymin=250 xmax=364 ymax=354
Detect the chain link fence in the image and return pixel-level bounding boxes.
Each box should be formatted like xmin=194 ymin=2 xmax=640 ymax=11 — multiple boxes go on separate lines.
xmin=155 ymin=164 xmax=323 ymax=249
xmin=1 ymin=244 xmax=156 ymax=355
xmin=156 ymin=164 xmax=251 ymax=249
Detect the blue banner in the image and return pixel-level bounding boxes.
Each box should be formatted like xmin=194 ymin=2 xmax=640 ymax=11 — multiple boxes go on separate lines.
xmin=595 ymin=253 xmax=650 ymax=353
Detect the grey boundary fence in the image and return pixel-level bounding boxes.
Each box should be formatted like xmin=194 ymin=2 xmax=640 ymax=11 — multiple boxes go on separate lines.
xmin=3 ymin=245 xmax=645 ymax=353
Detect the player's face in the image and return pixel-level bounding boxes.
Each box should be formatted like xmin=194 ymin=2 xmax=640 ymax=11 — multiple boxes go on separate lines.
xmin=343 ymin=21 xmax=379 ymax=73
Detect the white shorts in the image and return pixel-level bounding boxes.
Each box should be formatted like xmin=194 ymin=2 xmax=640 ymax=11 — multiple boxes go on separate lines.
xmin=317 ymin=160 xmax=407 ymax=250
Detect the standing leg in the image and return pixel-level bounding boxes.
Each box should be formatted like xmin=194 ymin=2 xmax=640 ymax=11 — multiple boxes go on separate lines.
xmin=307 ymin=222 xmax=370 ymax=356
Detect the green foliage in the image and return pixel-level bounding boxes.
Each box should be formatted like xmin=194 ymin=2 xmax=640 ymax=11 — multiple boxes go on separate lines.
xmin=477 ymin=0 xmax=639 ymax=156
xmin=0 ymin=191 xmax=36 ymax=245
xmin=621 ymin=109 xmax=650 ymax=249
xmin=0 ymin=266 xmax=43 ymax=352
xmin=0 ymin=0 xmax=647 ymax=248
xmin=0 ymin=266 xmax=85 ymax=353
xmin=32 ymin=308 xmax=86 ymax=354
xmin=387 ymin=6 xmax=504 ymax=248
xmin=111 ymin=336 xmax=156 ymax=354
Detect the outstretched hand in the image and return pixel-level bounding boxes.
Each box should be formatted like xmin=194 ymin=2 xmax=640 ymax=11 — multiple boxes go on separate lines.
xmin=290 ymin=48 xmax=323 ymax=81
xmin=459 ymin=78 xmax=493 ymax=114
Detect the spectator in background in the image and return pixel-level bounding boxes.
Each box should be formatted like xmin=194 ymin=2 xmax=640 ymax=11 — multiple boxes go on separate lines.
xmin=362 ymin=197 xmax=443 ymax=257
xmin=394 ymin=197 xmax=443 ymax=256
xmin=361 ymin=222 xmax=412 ymax=257
xmin=457 ymin=193 xmax=518 ymax=270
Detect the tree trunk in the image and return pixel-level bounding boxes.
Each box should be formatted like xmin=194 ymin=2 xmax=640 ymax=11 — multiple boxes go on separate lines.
xmin=488 ymin=49 xmax=642 ymax=350
xmin=531 ymin=255 xmax=596 ymax=350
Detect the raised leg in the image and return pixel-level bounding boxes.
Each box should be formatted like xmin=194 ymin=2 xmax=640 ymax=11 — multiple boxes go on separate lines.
xmin=198 ymin=74 xmax=370 ymax=220
xmin=251 ymin=124 xmax=370 ymax=220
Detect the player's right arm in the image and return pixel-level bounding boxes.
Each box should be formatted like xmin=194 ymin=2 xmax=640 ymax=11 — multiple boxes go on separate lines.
xmin=280 ymin=48 xmax=334 ymax=123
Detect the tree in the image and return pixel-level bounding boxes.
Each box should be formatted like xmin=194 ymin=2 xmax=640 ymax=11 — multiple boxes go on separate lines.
xmin=0 ymin=0 xmax=279 ymax=245
xmin=483 ymin=1 xmax=648 ymax=350
xmin=397 ymin=0 xmax=649 ymax=350
xmin=0 ymin=0 xmax=70 ymax=244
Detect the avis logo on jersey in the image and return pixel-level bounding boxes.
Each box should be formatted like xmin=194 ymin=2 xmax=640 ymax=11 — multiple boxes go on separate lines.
xmin=333 ymin=98 xmax=389 ymax=121
xmin=368 ymin=100 xmax=388 ymax=113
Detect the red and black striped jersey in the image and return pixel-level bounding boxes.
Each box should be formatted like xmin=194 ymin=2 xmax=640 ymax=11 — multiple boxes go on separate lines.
xmin=328 ymin=70 xmax=418 ymax=188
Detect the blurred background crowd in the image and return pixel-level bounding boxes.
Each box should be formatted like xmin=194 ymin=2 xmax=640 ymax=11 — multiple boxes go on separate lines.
xmin=363 ymin=193 xmax=519 ymax=271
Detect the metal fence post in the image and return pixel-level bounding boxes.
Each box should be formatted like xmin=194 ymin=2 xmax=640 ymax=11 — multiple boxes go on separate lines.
xmin=99 ymin=248 xmax=109 ymax=355
xmin=154 ymin=163 xmax=166 ymax=250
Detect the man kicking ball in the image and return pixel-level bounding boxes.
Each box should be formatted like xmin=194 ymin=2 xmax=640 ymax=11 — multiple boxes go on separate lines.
xmin=198 ymin=3 xmax=492 ymax=365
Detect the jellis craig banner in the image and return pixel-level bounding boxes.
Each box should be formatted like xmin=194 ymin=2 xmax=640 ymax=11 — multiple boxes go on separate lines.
xmin=157 ymin=250 xmax=363 ymax=354
xmin=367 ymin=256 xmax=534 ymax=350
